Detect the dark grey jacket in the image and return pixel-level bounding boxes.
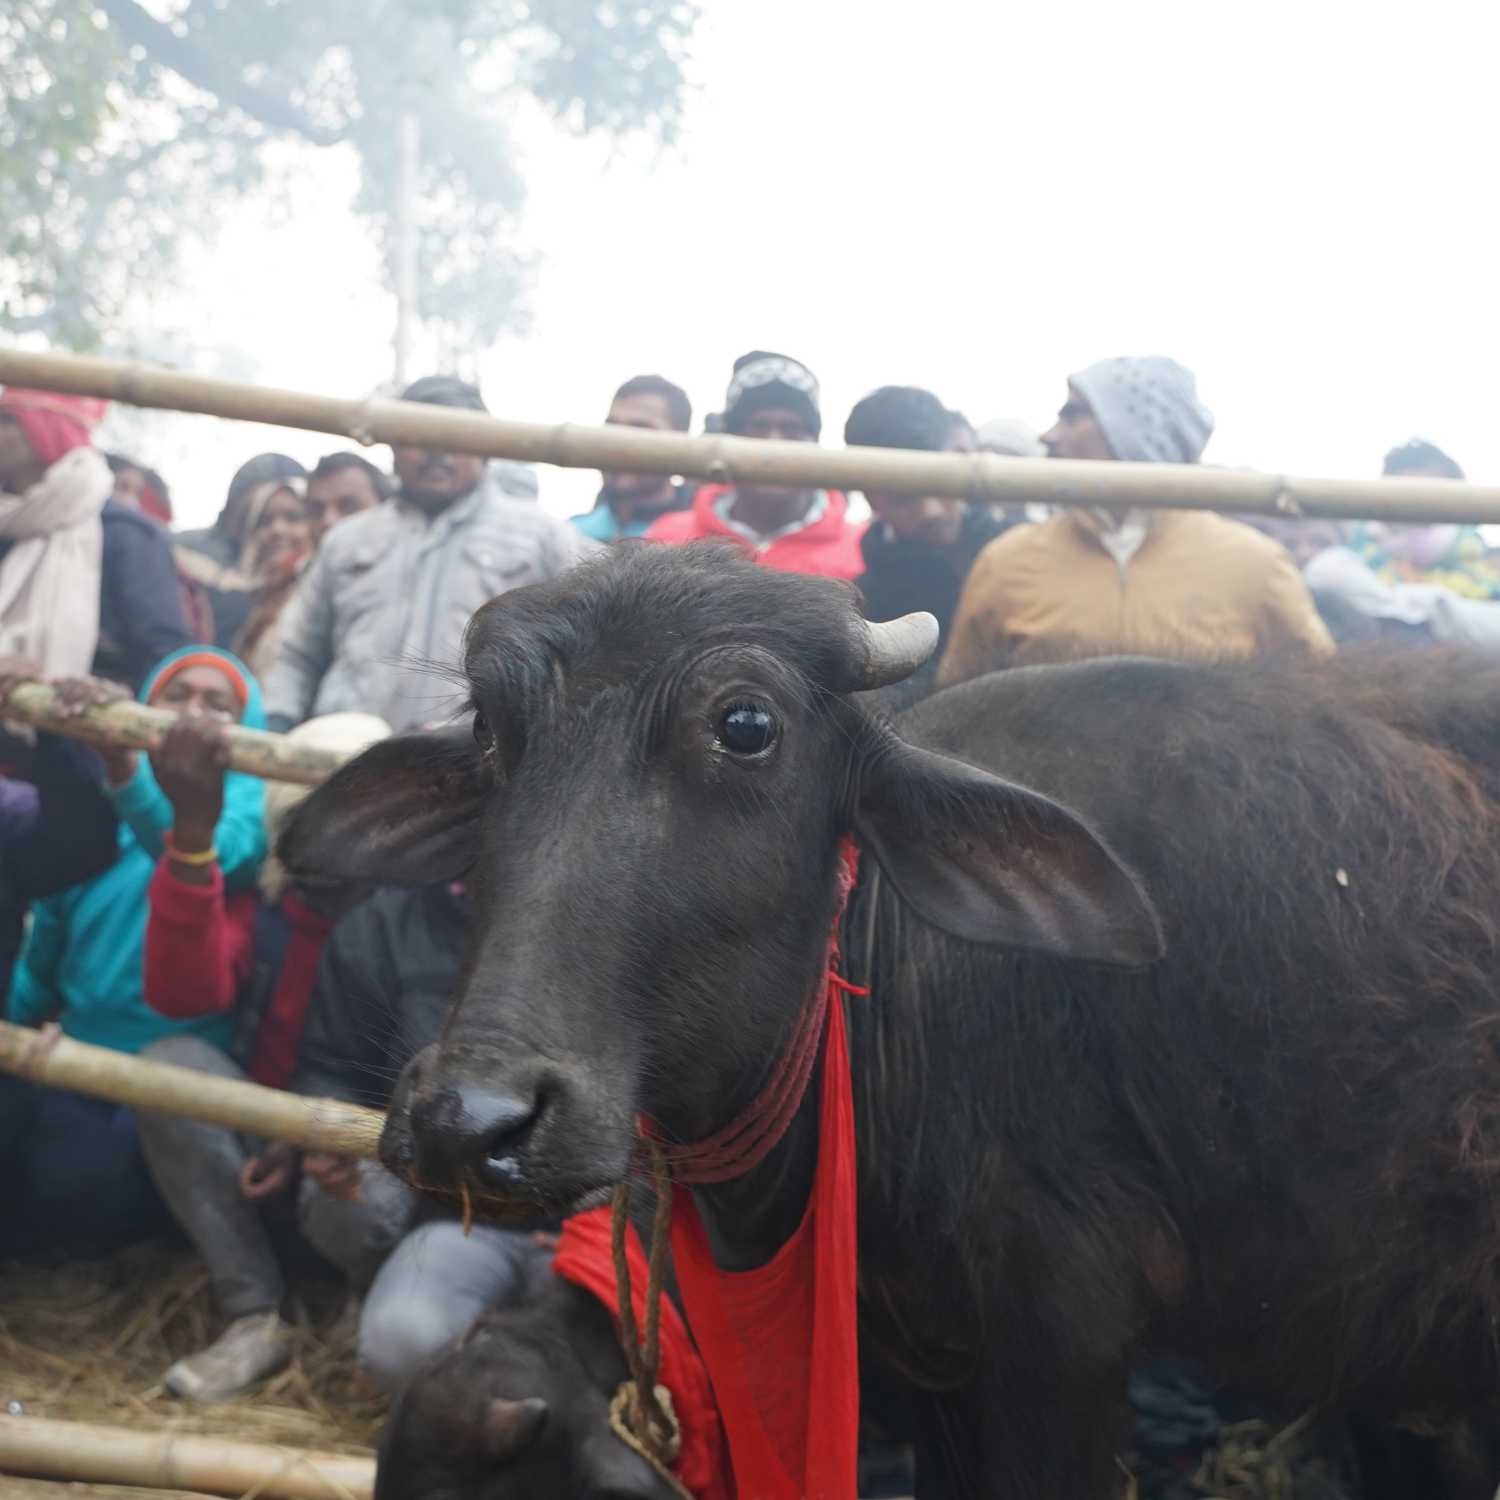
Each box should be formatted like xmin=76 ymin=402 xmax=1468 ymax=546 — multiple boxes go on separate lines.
xmin=292 ymin=883 xmax=467 ymax=1108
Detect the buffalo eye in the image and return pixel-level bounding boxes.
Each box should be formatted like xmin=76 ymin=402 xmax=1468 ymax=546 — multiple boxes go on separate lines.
xmin=715 ymin=702 xmax=778 ymax=757
xmin=472 ymin=711 xmax=495 ymax=756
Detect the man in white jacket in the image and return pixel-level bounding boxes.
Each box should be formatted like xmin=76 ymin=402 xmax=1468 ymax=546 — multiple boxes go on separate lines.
xmin=264 ymin=376 xmax=589 ymax=732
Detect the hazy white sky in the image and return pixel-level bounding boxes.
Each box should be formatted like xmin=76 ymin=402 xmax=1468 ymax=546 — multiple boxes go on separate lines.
xmin=103 ymin=0 xmax=1500 ymax=530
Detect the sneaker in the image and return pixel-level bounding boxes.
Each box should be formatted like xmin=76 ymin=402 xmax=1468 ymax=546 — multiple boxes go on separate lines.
xmin=164 ymin=1311 xmax=293 ymax=1402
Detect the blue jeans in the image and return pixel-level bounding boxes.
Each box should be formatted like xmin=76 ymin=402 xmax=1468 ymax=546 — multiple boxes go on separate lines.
xmin=0 ymin=1074 xmax=169 ymax=1258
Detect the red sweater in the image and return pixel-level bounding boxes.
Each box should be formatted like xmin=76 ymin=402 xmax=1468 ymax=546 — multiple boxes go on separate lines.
xmin=144 ymin=860 xmax=333 ymax=1088
xmin=646 ymin=484 xmax=866 ymax=579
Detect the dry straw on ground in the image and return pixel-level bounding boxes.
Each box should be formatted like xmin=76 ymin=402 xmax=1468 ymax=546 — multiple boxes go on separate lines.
xmin=1 ymin=1241 xmax=1369 ymax=1499
xmin=1124 ymin=1415 xmax=1360 ymax=1500
xmin=0 ymin=1242 xmax=383 ymax=1499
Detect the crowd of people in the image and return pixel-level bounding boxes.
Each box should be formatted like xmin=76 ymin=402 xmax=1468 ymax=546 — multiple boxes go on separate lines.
xmin=0 ymin=353 xmax=1489 ymax=1428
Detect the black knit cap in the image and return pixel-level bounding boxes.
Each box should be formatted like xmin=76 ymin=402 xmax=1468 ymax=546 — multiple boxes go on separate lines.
xmin=400 ymin=374 xmax=488 ymax=413
xmin=844 ymin=385 xmax=950 ymax=452
xmin=723 ymin=350 xmax=821 ymax=439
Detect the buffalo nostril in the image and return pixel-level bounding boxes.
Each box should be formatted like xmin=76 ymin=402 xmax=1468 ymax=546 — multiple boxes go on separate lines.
xmin=461 ymin=1089 xmax=545 ymax=1189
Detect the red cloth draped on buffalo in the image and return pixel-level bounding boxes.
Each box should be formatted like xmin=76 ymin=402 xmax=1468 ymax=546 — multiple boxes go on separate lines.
xmin=554 ymin=1207 xmax=730 ymax=1500
xmin=654 ymin=838 xmax=864 ymax=1500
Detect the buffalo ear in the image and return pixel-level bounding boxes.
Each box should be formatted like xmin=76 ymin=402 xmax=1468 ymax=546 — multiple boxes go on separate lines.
xmin=854 ymin=737 xmax=1163 ymax=966
xmin=484 ymin=1396 xmax=549 ymax=1460
xmin=279 ymin=724 xmax=487 ymax=886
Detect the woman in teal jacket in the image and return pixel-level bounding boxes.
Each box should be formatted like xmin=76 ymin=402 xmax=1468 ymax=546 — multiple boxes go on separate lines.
xmin=1 ymin=646 xmax=266 ymax=1257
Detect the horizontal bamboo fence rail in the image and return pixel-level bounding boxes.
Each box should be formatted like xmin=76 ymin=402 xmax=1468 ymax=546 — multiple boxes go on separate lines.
xmin=0 ymin=1020 xmax=385 ymax=1157
xmin=0 ymin=1415 xmax=374 ymax=1499
xmin=0 ymin=682 xmax=344 ymax=785
xmin=4 ymin=346 xmax=1500 ymax=523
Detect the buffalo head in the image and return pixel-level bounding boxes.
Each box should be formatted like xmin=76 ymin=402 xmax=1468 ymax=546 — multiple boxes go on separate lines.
xmin=281 ymin=544 xmax=1160 ymax=1221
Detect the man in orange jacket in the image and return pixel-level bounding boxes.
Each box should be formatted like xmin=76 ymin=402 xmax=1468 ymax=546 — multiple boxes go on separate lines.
xmin=647 ymin=351 xmax=866 ymax=579
xmin=939 ymin=356 xmax=1333 ymax=684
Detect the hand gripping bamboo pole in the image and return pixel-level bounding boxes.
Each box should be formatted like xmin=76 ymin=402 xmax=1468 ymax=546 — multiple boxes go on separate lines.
xmin=0 ymin=682 xmax=343 ymax=785
xmin=0 ymin=1020 xmax=385 ymax=1157
xmin=0 ymin=1415 xmax=374 ymax=1499
xmin=5 ymin=346 xmax=1500 ymax=524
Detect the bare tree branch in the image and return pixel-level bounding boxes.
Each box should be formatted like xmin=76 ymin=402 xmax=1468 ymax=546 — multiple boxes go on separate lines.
xmin=95 ymin=0 xmax=347 ymax=147
xmin=0 ymin=311 xmax=56 ymax=335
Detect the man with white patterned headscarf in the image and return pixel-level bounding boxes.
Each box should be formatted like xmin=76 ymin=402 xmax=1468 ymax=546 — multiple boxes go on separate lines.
xmin=938 ymin=356 xmax=1332 ymax=683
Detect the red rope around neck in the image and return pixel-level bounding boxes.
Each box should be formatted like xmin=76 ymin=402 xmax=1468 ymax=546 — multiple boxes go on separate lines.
xmin=650 ymin=838 xmax=866 ymax=1186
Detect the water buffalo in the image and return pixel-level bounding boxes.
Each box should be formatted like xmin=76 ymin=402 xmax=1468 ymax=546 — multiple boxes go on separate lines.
xmin=375 ymin=1253 xmax=681 ymax=1500
xmin=285 ymin=543 xmax=1500 ymax=1498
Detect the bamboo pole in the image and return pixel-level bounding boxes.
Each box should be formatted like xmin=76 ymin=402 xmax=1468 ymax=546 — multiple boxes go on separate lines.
xmin=0 ymin=1020 xmax=385 ymax=1158
xmin=0 ymin=1415 xmax=373 ymax=1499
xmin=0 ymin=682 xmax=344 ymax=786
xmin=4 ymin=346 xmax=1500 ymax=523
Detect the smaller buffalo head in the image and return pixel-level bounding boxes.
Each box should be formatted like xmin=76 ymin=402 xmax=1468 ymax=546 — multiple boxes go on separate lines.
xmin=375 ymin=1266 xmax=676 ymax=1500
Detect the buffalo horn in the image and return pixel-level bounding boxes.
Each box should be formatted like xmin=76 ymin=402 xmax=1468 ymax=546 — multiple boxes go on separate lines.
xmin=855 ymin=611 xmax=941 ymax=689
xmin=483 ymin=1396 xmax=549 ymax=1459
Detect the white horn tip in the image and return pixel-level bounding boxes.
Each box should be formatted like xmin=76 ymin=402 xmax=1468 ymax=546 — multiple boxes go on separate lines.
xmin=859 ymin=611 xmax=941 ymax=689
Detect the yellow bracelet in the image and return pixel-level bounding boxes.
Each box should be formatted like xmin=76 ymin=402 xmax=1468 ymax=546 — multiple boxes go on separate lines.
xmin=164 ymin=836 xmax=219 ymax=867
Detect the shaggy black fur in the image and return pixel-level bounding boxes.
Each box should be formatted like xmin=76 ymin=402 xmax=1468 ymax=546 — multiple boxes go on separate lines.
xmin=848 ymin=648 xmax=1500 ymax=1494
xmin=287 ymin=545 xmax=1500 ymax=1499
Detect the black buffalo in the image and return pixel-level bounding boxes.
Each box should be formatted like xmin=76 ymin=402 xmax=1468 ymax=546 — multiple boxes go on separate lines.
xmin=286 ymin=544 xmax=1500 ymax=1498
xmin=375 ymin=1251 xmax=679 ymax=1500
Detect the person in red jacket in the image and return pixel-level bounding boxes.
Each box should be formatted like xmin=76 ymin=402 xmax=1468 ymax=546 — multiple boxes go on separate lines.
xmin=134 ymin=710 xmax=392 ymax=1401
xmin=646 ymin=351 xmax=865 ymax=578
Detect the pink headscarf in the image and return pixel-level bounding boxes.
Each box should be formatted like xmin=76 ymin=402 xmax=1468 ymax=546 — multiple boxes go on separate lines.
xmin=0 ymin=388 xmax=109 ymax=468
